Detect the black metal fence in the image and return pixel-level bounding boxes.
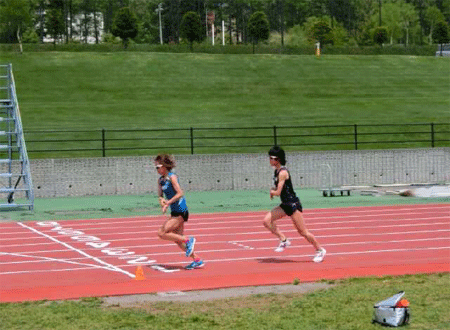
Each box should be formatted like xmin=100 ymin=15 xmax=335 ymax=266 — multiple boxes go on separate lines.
xmin=23 ymin=123 xmax=450 ymax=158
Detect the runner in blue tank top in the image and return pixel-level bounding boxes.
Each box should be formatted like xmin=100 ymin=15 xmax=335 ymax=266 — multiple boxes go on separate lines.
xmin=155 ymin=154 xmax=203 ymax=270
xmin=263 ymin=146 xmax=326 ymax=263
xmin=159 ymin=172 xmax=188 ymax=214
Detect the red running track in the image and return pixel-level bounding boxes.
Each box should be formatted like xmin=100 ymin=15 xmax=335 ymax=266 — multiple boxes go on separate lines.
xmin=1 ymin=204 xmax=449 ymax=302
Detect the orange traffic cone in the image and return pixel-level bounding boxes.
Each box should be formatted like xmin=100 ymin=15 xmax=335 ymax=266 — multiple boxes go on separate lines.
xmin=135 ymin=265 xmax=145 ymax=280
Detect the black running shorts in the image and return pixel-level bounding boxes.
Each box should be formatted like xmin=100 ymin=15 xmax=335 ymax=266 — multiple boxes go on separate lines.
xmin=280 ymin=200 xmax=303 ymax=216
xmin=171 ymin=210 xmax=189 ymax=222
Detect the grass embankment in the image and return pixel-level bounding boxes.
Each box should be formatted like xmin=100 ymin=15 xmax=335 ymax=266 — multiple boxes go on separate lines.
xmin=1 ymin=52 xmax=449 ymax=157
xmin=1 ymin=273 xmax=448 ymax=330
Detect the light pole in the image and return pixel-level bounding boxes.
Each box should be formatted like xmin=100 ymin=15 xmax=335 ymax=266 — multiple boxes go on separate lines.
xmin=219 ymin=3 xmax=228 ymax=46
xmin=156 ymin=3 xmax=163 ymax=44
xmin=378 ymin=0 xmax=382 ymax=26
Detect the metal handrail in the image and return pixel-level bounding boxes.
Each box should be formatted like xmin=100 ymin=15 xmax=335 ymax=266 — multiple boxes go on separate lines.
xmin=7 ymin=64 xmax=34 ymax=209
xmin=20 ymin=123 xmax=450 ymax=157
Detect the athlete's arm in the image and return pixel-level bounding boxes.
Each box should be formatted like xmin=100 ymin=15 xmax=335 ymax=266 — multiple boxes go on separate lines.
xmin=166 ymin=174 xmax=185 ymax=206
xmin=157 ymin=181 xmax=166 ymax=207
xmin=270 ymin=169 xmax=289 ymax=199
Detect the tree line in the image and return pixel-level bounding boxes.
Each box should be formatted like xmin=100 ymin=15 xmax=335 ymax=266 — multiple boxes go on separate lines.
xmin=1 ymin=0 xmax=449 ymax=48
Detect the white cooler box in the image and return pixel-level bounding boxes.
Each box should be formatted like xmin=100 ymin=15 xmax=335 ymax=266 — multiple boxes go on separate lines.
xmin=373 ymin=291 xmax=410 ymax=327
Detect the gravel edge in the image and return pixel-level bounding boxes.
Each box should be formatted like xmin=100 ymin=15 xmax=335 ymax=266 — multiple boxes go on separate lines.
xmin=102 ymin=282 xmax=334 ymax=306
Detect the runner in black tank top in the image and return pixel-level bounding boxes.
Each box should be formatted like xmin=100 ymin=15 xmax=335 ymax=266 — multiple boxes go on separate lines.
xmin=263 ymin=146 xmax=326 ymax=263
xmin=274 ymin=166 xmax=302 ymax=214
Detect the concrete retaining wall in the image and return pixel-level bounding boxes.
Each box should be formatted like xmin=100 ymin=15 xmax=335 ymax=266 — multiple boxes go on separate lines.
xmin=21 ymin=147 xmax=450 ymax=198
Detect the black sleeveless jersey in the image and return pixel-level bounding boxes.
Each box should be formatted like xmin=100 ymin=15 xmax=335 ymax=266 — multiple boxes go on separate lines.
xmin=273 ymin=167 xmax=298 ymax=203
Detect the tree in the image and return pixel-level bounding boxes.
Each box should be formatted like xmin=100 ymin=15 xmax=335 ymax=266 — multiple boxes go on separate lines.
xmin=266 ymin=0 xmax=286 ymax=46
xmin=433 ymin=21 xmax=450 ymax=55
xmin=112 ymin=7 xmax=138 ymax=48
xmin=78 ymin=0 xmax=99 ymax=44
xmin=285 ymin=24 xmax=308 ymax=47
xmin=357 ymin=21 xmax=376 ymax=46
xmin=308 ymin=18 xmax=333 ymax=48
xmin=180 ymin=11 xmax=204 ymax=51
xmin=161 ymin=0 xmax=182 ymax=44
xmin=424 ymin=6 xmax=445 ymax=44
xmin=397 ymin=1 xmax=419 ymax=46
xmin=227 ymin=0 xmax=252 ymax=44
xmin=326 ymin=0 xmax=357 ymax=32
xmin=372 ymin=1 xmax=419 ymax=45
xmin=247 ymin=11 xmax=269 ymax=53
xmin=436 ymin=0 xmax=450 ymax=22
xmin=0 ymin=0 xmax=33 ymax=52
xmin=373 ymin=26 xmax=388 ymax=46
xmin=376 ymin=2 xmax=401 ymax=44
xmin=129 ymin=0 xmax=159 ymax=44
xmin=46 ymin=8 xmax=65 ymax=46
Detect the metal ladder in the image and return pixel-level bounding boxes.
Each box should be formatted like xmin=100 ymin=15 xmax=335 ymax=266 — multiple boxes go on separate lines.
xmin=0 ymin=64 xmax=34 ymax=211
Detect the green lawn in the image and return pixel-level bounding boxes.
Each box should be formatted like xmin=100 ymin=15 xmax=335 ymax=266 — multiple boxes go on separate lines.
xmin=1 ymin=51 xmax=449 ymax=328
xmin=1 ymin=52 xmax=449 ymax=157
xmin=1 ymin=273 xmax=448 ymax=330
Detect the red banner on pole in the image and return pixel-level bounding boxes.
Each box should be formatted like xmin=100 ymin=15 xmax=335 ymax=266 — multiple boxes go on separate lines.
xmin=207 ymin=11 xmax=215 ymax=25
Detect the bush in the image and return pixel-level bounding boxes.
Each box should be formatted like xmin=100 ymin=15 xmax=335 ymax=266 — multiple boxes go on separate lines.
xmin=432 ymin=21 xmax=450 ymax=45
xmin=0 ymin=42 xmax=438 ymax=56
xmin=248 ymin=11 xmax=270 ymax=45
xmin=22 ymin=28 xmax=39 ymax=43
xmin=285 ymin=25 xmax=309 ymax=47
xmin=373 ymin=26 xmax=389 ymax=46
xmin=180 ymin=11 xmax=205 ymax=51
xmin=332 ymin=24 xmax=350 ymax=47
xmin=112 ymin=7 xmax=138 ymax=49
xmin=103 ymin=33 xmax=122 ymax=44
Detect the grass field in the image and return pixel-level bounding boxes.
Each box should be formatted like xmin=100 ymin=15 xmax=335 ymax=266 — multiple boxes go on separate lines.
xmin=2 ymin=52 xmax=449 ymax=157
xmin=1 ymin=51 xmax=449 ymax=328
xmin=1 ymin=273 xmax=448 ymax=330
xmin=3 ymin=188 xmax=450 ymax=222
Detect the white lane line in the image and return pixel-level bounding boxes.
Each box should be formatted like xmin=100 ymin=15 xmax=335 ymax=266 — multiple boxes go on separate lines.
xmin=3 ymin=251 xmax=448 ymax=276
xmin=2 ymin=228 xmax=449 ymax=249
xmin=17 ymin=222 xmax=135 ymax=278
xmin=117 ymin=237 xmax=450 ymax=257
xmin=228 ymin=242 xmax=255 ymax=250
xmin=0 ymin=252 xmax=110 ymax=269
xmin=1 ymin=243 xmax=448 ymax=275
xmin=2 ymin=212 xmax=448 ymax=240
xmin=150 ymin=265 xmax=180 ymax=273
xmin=144 ymin=246 xmax=450 ymax=266
xmin=4 ymin=212 xmax=448 ymax=236
xmin=0 ymin=204 xmax=447 ymax=234
xmin=3 ymin=218 xmax=446 ymax=242
xmin=12 ymin=204 xmax=447 ymax=229
xmin=0 ymin=266 xmax=118 ymax=276
xmin=21 ymin=206 xmax=450 ymax=230
xmin=2 ymin=236 xmax=448 ymax=266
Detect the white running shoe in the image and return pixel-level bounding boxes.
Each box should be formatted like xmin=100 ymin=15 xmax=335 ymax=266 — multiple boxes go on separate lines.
xmin=313 ymin=248 xmax=326 ymax=263
xmin=274 ymin=239 xmax=291 ymax=252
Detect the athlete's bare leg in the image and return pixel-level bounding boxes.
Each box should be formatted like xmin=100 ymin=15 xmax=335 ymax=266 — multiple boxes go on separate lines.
xmin=290 ymin=210 xmax=321 ymax=250
xmin=263 ymin=206 xmax=287 ymax=241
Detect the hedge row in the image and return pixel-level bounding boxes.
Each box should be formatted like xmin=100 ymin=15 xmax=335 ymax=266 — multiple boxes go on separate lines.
xmin=0 ymin=42 xmax=439 ymax=56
